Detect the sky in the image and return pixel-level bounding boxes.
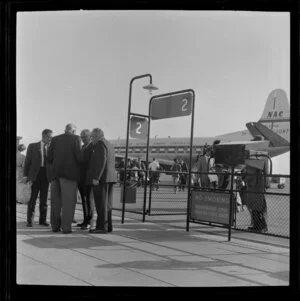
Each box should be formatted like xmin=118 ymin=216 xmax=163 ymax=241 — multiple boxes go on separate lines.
xmin=16 ymin=10 xmax=290 ymax=174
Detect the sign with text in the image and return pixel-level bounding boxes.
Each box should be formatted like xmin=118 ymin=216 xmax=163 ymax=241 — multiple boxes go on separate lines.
xmin=191 ymin=190 xmax=231 ymax=225
xmin=130 ymin=116 xmax=148 ymax=139
xmin=150 ymin=91 xmax=192 ymax=120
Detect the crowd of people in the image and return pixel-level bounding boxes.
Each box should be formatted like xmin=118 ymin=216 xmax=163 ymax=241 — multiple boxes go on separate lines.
xmin=16 ymin=132 xmax=268 ymax=234
xmin=18 ymin=124 xmax=116 ymax=234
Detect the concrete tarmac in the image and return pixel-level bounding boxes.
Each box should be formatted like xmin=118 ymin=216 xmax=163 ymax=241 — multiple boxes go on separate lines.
xmin=17 ymin=202 xmax=289 ymax=287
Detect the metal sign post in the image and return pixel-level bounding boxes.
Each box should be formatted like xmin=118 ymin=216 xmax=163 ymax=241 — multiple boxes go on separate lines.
xmin=122 ymin=74 xmax=153 ymax=224
xmin=143 ymin=89 xmax=195 ymax=225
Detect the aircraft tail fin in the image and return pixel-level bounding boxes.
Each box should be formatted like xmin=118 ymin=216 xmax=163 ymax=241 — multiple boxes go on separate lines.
xmin=259 ymin=89 xmax=290 ymax=122
xmin=246 ymin=122 xmax=289 ymax=147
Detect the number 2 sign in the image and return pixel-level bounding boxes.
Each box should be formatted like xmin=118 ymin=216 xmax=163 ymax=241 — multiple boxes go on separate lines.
xmin=130 ymin=116 xmax=148 ymax=139
xmin=150 ymin=91 xmax=192 ymax=120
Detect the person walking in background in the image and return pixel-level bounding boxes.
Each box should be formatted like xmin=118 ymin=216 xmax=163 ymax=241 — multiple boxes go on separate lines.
xmin=179 ymin=158 xmax=188 ymax=192
xmin=77 ymin=129 xmax=94 ymax=230
xmin=197 ymin=145 xmax=211 ymax=188
xmin=87 ymin=128 xmax=117 ymax=234
xmin=16 ymin=144 xmax=27 ymax=204
xmin=136 ymin=157 xmax=146 ymax=186
xmin=47 ymin=124 xmax=81 ymax=234
xmin=171 ymin=158 xmax=181 ymax=193
xmin=118 ymin=159 xmax=125 ymax=184
xmin=148 ymin=157 xmax=160 ymax=191
xmin=23 ymin=129 xmax=53 ymax=227
xmin=211 ymin=140 xmax=224 ymax=188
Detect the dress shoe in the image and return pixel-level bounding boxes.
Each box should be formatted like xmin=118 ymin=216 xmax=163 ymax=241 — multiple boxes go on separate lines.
xmin=26 ymin=223 xmax=32 ymax=227
xmin=52 ymin=229 xmax=61 ymax=233
xmin=81 ymin=224 xmax=91 ymax=230
xmin=72 ymin=219 xmax=77 ymax=224
xmin=39 ymin=222 xmax=50 ymax=226
xmin=76 ymin=222 xmax=85 ymax=227
xmin=89 ymin=229 xmax=107 ymax=234
xmin=62 ymin=230 xmax=72 ymax=234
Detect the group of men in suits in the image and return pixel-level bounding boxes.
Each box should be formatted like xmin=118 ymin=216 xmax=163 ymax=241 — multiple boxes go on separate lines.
xmin=23 ymin=124 xmax=116 ymax=234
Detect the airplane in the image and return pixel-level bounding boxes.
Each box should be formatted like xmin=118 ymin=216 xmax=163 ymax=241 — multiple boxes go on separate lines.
xmin=110 ymin=88 xmax=290 ymax=170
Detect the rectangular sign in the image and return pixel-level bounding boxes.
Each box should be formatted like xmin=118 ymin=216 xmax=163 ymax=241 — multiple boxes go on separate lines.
xmin=130 ymin=116 xmax=148 ymax=139
xmin=191 ymin=190 xmax=231 ymax=225
xmin=151 ymin=91 xmax=192 ymax=120
xmin=214 ymin=144 xmax=246 ymax=166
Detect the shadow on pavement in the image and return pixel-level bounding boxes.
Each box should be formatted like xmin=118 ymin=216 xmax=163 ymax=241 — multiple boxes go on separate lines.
xmin=96 ymin=259 xmax=231 ymax=270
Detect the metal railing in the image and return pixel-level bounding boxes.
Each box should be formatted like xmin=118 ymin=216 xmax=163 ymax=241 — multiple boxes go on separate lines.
xmin=112 ymin=168 xmax=289 ymax=238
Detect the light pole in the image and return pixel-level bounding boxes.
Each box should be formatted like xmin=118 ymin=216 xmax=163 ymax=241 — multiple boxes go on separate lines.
xmin=121 ymin=74 xmax=158 ymax=224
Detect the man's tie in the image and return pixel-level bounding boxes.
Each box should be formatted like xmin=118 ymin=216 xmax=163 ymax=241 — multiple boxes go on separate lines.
xmin=43 ymin=144 xmax=47 ymax=167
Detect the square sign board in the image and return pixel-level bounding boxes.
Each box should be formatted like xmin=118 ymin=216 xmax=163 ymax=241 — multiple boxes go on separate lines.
xmin=150 ymin=91 xmax=192 ymax=120
xmin=130 ymin=116 xmax=148 ymax=139
xmin=191 ymin=190 xmax=231 ymax=225
xmin=214 ymin=144 xmax=246 ymax=166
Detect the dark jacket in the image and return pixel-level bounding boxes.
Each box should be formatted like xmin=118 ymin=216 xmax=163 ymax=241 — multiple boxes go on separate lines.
xmin=79 ymin=142 xmax=93 ymax=185
xmin=244 ymin=166 xmax=266 ymax=211
xmin=86 ymin=138 xmax=117 ymax=185
xmin=47 ymin=133 xmax=82 ymax=182
xmin=23 ymin=142 xmax=52 ymax=182
xmin=197 ymin=155 xmax=210 ymax=187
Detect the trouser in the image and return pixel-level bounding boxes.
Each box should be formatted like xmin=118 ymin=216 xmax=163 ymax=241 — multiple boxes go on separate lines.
xmin=251 ymin=210 xmax=267 ymax=230
xmin=27 ymin=167 xmax=49 ymax=224
xmin=172 ymin=176 xmax=179 ymax=192
xmin=93 ymin=183 xmax=114 ymax=231
xmin=50 ymin=178 xmax=77 ymax=232
xmin=78 ymin=184 xmax=93 ymax=224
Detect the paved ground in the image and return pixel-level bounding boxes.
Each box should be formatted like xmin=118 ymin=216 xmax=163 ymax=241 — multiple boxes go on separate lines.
xmin=17 ymin=202 xmax=289 ymax=287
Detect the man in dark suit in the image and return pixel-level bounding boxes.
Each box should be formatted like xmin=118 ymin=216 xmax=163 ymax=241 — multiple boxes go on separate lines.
xmin=23 ymin=129 xmax=53 ymax=227
xmin=197 ymin=146 xmax=211 ymax=188
xmin=47 ymin=123 xmax=81 ymax=234
xmin=77 ymin=129 xmax=93 ymax=230
xmin=86 ymin=128 xmax=116 ymax=234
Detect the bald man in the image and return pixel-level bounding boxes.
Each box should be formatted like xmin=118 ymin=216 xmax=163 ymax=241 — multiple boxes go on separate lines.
xmin=47 ymin=123 xmax=82 ymax=233
xmin=86 ymin=128 xmax=117 ymax=233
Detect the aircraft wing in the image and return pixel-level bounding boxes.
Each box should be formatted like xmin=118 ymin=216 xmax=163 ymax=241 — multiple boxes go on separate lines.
xmin=246 ymin=122 xmax=289 ymax=147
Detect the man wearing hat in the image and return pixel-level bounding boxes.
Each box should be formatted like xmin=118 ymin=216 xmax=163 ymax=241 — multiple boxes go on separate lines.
xmin=244 ymin=158 xmax=268 ymax=233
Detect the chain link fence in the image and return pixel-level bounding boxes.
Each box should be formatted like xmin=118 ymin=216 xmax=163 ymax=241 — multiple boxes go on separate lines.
xmin=113 ymin=168 xmax=289 ymax=238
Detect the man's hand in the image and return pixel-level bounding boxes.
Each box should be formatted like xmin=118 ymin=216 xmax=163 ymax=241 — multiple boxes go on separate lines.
xmin=92 ymin=179 xmax=99 ymax=186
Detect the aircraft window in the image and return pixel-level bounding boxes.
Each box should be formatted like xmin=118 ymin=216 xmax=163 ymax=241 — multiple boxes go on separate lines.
xmin=168 ymin=148 xmax=176 ymax=152
xmin=178 ymin=148 xmax=184 ymax=153
xmin=159 ymin=148 xmax=165 ymax=152
xmin=196 ymin=148 xmax=201 ymax=152
xmin=135 ymin=148 xmax=140 ymax=152
xmin=120 ymin=148 xmax=125 ymax=153
xmin=151 ymin=148 xmax=157 ymax=153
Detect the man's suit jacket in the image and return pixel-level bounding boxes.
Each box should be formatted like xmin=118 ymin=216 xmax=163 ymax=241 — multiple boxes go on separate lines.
xmin=79 ymin=142 xmax=93 ymax=185
xmin=86 ymin=138 xmax=117 ymax=185
xmin=47 ymin=133 xmax=82 ymax=182
xmin=23 ymin=142 xmax=52 ymax=182
xmin=197 ymin=155 xmax=210 ymax=187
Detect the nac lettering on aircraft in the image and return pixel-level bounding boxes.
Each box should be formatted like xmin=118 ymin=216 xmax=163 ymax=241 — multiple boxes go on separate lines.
xmin=267 ymin=111 xmax=284 ymax=118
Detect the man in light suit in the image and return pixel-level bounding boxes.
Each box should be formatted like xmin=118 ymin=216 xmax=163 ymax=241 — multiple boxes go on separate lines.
xmin=86 ymin=128 xmax=117 ymax=234
xmin=47 ymin=124 xmax=81 ymax=234
xmin=23 ymin=129 xmax=53 ymax=227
